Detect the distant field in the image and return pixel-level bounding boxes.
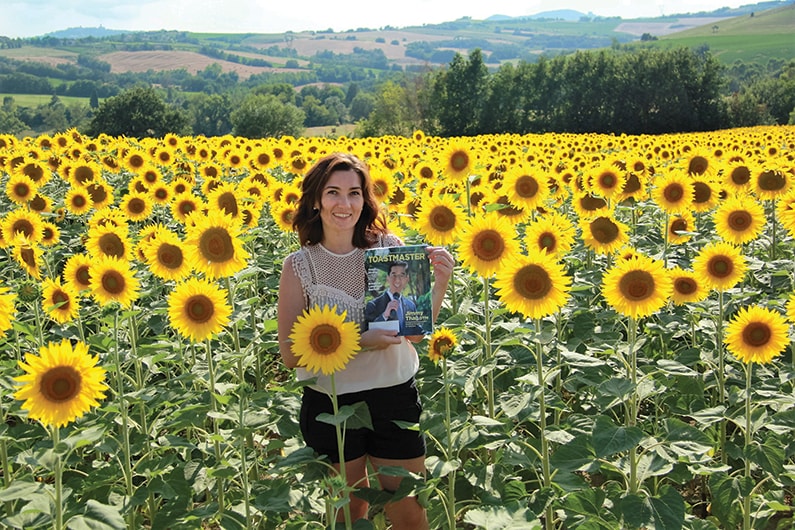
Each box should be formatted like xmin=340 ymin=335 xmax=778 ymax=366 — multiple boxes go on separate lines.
xmin=1 ymin=93 xmax=91 ymax=107
xmin=656 ymin=33 xmax=794 ymax=62
xmin=96 ymin=50 xmax=304 ymax=78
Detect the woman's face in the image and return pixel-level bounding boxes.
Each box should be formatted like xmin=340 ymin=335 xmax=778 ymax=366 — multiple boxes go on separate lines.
xmin=317 ymin=169 xmax=364 ymax=236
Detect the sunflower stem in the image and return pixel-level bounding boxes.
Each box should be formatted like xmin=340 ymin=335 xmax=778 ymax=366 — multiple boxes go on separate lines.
xmin=442 ymin=356 xmax=456 ymax=530
xmin=52 ymin=425 xmax=63 ymax=530
xmin=329 ymin=373 xmax=353 ymax=530
xmin=111 ymin=311 xmax=136 ymax=527
xmin=769 ymin=199 xmax=777 ymax=261
xmin=205 ymin=338 xmax=225 ymax=519
xmin=716 ymin=290 xmax=727 ymax=466
xmin=534 ymin=318 xmax=554 ymax=530
xmin=627 ymin=317 xmax=639 ymax=495
xmin=743 ymin=361 xmax=753 ymax=530
xmin=483 ymin=276 xmax=495 ymax=419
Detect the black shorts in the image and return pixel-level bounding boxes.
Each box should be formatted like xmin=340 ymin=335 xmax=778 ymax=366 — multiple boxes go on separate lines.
xmin=299 ymin=378 xmax=426 ymax=464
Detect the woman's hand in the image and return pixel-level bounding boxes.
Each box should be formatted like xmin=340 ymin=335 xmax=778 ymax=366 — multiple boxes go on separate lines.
xmin=360 ymin=328 xmax=402 ymax=351
xmin=427 ymin=246 xmax=454 ymax=288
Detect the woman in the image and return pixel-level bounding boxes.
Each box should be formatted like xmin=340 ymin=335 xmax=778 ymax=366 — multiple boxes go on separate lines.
xmin=277 ymin=153 xmax=453 ymax=528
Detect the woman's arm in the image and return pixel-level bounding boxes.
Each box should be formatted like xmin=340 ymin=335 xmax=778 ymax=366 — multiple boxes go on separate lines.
xmin=427 ymin=246 xmax=454 ymax=323
xmin=277 ymin=255 xmax=305 ymax=369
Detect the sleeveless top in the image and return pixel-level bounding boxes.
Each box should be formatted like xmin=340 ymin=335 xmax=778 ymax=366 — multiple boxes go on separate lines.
xmin=288 ymin=233 xmax=419 ymax=395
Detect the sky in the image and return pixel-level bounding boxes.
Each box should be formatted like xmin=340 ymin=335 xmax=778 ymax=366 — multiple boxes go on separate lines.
xmin=1 ymin=0 xmax=750 ymax=38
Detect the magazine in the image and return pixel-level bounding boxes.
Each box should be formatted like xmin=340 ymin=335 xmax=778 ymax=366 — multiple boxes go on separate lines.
xmin=364 ymin=244 xmax=433 ymax=336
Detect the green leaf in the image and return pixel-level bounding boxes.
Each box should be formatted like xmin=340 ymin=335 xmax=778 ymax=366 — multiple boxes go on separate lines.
xmin=550 ymin=435 xmax=596 ymax=473
xmin=66 ymin=499 xmax=126 ymax=530
xmin=745 ymin=438 xmax=785 ymax=476
xmin=591 ymin=415 xmax=644 ymax=458
xmin=0 ymin=479 xmax=46 ymax=502
xmin=619 ymin=494 xmax=652 ymax=528
xmin=317 ymin=401 xmax=373 ymax=430
xmin=649 ymin=485 xmax=685 ymax=530
xmin=463 ymin=504 xmax=538 ymax=529
xmin=708 ymin=472 xmax=743 ymax=529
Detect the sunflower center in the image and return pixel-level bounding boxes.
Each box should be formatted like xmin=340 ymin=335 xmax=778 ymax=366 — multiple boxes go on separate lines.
xmin=590 ymin=217 xmax=619 ymax=244
xmin=758 ymin=170 xmax=785 ymax=191
xmin=157 ymin=243 xmax=184 ymax=269
xmin=730 ymin=166 xmax=751 ymax=186
xmin=419 ymin=166 xmax=434 ymax=179
xmin=742 ymin=322 xmax=771 ymax=347
xmin=87 ymin=183 xmax=107 ymax=204
xmin=52 ymin=290 xmax=71 ymax=309
xmin=20 ymin=247 xmax=36 ymax=268
xmin=186 ymin=295 xmax=214 ymax=323
xmin=128 ymin=198 xmax=146 ymax=214
xmin=217 ymin=192 xmax=238 ymax=217
xmin=663 ymin=184 xmax=684 ymax=203
xmin=76 ymin=266 xmax=91 ymax=287
xmin=670 ymin=218 xmax=688 ymax=235
xmin=619 ymin=270 xmax=655 ymax=301
xmin=30 ymin=195 xmax=46 ymax=211
xmin=199 ymin=227 xmax=235 ymax=263
xmin=515 ymin=175 xmax=539 ymax=198
xmin=72 ymin=195 xmax=87 ymax=208
xmin=12 ymin=220 xmax=34 ymax=238
xmin=178 ymin=200 xmax=196 ymax=216
xmin=692 ymin=181 xmax=712 ymax=204
xmin=688 ymin=156 xmax=709 ymax=175
xmin=598 ymin=171 xmax=618 ymax=190
xmin=674 ymin=277 xmax=696 ymax=295
xmin=40 ymin=366 xmax=81 ymax=403
xmin=73 ymin=166 xmax=95 ymax=184
xmin=727 ymin=210 xmax=752 ymax=232
xmin=579 ymin=194 xmax=607 ymax=212
xmin=101 ymin=270 xmax=126 ymax=295
xmin=128 ymin=154 xmax=145 ymax=169
xmin=430 ymin=206 xmax=456 ymax=233
xmin=99 ymin=233 xmax=125 ymax=258
xmin=707 ymin=256 xmax=732 ymax=278
xmin=623 ymin=174 xmax=641 ymax=194
xmin=13 ymin=182 xmax=32 ymax=198
xmin=310 ymin=324 xmax=341 ymax=355
xmin=449 ymin=150 xmax=470 ymax=173
xmin=472 ymin=230 xmax=505 ymax=262
xmin=23 ymin=164 xmax=45 ymax=182
xmin=432 ymin=337 xmax=454 ymax=357
xmin=513 ymin=264 xmax=552 ymax=301
xmin=538 ymin=232 xmax=557 ymax=253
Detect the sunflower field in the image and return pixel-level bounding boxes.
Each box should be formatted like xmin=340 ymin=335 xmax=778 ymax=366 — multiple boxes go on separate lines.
xmin=0 ymin=125 xmax=794 ymax=530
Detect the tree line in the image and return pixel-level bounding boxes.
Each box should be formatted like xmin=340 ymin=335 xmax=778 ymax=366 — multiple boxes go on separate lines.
xmin=1 ymin=45 xmax=793 ymax=138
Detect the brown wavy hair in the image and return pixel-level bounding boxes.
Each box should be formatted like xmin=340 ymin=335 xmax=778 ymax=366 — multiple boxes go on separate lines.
xmin=292 ymin=152 xmax=388 ymax=247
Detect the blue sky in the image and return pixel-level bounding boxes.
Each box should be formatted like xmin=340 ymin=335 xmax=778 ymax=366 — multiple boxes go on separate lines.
xmin=1 ymin=0 xmax=749 ymax=38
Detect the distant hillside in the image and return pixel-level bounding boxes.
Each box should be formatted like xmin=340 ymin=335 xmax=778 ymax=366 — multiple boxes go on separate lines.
xmin=487 ymin=10 xmax=591 ymax=22
xmin=45 ymin=26 xmax=130 ymax=39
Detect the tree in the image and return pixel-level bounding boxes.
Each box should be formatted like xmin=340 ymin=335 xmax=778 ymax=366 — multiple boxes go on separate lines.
xmin=230 ymin=93 xmax=305 ymax=138
xmin=188 ymin=93 xmax=233 ymax=136
xmin=429 ymin=49 xmax=489 ymax=136
xmin=84 ymin=85 xmax=189 ymax=138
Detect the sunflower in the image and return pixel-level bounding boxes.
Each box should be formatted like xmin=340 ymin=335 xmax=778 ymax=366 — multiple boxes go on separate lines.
xmin=414 ymin=193 xmax=464 ymax=246
xmin=571 ymin=191 xmax=610 ymax=219
xmin=668 ymin=267 xmax=709 ymax=305
xmin=40 ymin=221 xmax=60 ymax=247
xmin=206 ymin=181 xmax=240 ymax=220
xmin=689 ymin=177 xmax=720 ymax=213
xmin=786 ymin=291 xmax=795 ymax=325
xmin=11 ymin=234 xmax=43 ymax=279
xmin=588 ymin=162 xmax=627 ymax=201
xmin=41 ymin=277 xmax=80 ymax=324
xmin=64 ymin=186 xmax=94 ymax=215
xmin=86 ymin=223 xmax=132 ymax=261
xmin=184 ymin=210 xmax=250 ymax=279
xmin=5 ymin=174 xmax=38 ymax=205
xmin=724 ymin=305 xmax=789 ymax=364
xmin=713 ymin=195 xmax=765 ymax=245
xmin=502 ymin=165 xmax=549 ymax=212
xmin=123 ymin=149 xmax=148 ymax=173
xmin=525 ymin=212 xmax=575 ymax=259
xmin=665 ymin=211 xmax=696 ymax=245
xmin=601 ymin=254 xmax=672 ymax=319
xmin=89 ymin=256 xmax=141 ymax=308
xmin=580 ymin=215 xmax=630 ymax=256
xmin=1 ymin=208 xmax=44 ymax=245
xmin=692 ymin=241 xmax=747 ymax=292
xmin=14 ymin=339 xmax=108 ymax=428
xmin=143 ymin=229 xmax=192 ymax=282
xmin=63 ymin=253 xmax=93 ymax=292
xmin=289 ymin=304 xmax=361 ymax=375
xmin=428 ymin=327 xmax=457 ymax=364
xmin=171 ymin=194 xmax=205 ymax=224
xmin=494 ymin=253 xmax=571 ymax=320
xmin=0 ymin=287 xmax=17 ymax=338
xmin=148 ymin=182 xmax=172 ymax=205
xmin=753 ymin=168 xmax=790 ymax=201
xmin=457 ymin=213 xmax=517 ymax=278
xmin=722 ymin=160 xmax=754 ymax=195
xmin=167 ymin=276 xmax=232 ymax=342
xmin=651 ymin=171 xmax=694 ymax=214
xmin=28 ymin=193 xmax=53 ymax=215
xmin=440 ymin=142 xmax=476 ymax=182
xmin=120 ymin=191 xmax=153 ymax=222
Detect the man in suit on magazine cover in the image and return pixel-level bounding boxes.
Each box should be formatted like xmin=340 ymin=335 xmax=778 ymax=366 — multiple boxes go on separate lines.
xmin=365 ymin=261 xmax=424 ymax=335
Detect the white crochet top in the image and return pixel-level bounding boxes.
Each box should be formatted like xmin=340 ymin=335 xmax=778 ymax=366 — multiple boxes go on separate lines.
xmin=289 ymin=233 xmax=419 ymax=395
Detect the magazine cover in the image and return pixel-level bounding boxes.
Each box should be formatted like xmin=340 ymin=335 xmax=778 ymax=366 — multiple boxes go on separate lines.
xmin=364 ymin=244 xmax=433 ymax=336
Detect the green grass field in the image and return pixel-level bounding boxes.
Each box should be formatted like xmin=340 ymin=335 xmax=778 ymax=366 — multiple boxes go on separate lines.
xmin=1 ymin=93 xmax=91 ymax=107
